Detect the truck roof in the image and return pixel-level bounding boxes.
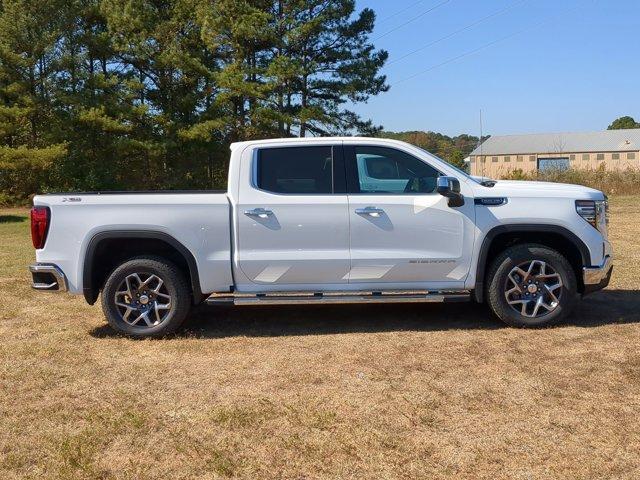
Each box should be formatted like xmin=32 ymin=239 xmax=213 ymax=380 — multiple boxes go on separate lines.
xmin=229 ymin=136 xmax=411 ymax=150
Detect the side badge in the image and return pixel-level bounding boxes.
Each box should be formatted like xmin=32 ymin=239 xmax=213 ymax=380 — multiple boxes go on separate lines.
xmin=474 ymin=197 xmax=507 ymax=206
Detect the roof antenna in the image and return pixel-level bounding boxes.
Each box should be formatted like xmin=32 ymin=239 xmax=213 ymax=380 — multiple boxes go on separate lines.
xmin=479 ymin=108 xmax=484 ymax=178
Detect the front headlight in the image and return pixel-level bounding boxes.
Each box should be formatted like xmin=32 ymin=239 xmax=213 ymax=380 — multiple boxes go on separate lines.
xmin=576 ymin=198 xmax=608 ymax=236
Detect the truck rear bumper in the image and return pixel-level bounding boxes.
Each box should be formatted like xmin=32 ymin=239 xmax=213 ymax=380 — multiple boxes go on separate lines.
xmin=583 ymin=255 xmax=613 ymax=295
xmin=29 ymin=264 xmax=68 ymax=292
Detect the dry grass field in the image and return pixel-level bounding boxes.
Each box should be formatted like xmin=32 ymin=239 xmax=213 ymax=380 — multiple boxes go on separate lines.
xmin=1 ymin=198 xmax=639 ymax=479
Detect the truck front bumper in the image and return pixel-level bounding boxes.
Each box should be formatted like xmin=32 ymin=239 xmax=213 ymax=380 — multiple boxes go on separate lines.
xmin=29 ymin=264 xmax=68 ymax=292
xmin=583 ymin=255 xmax=613 ymax=295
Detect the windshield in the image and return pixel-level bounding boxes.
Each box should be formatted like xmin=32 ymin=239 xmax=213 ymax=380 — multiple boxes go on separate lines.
xmin=414 ymin=146 xmax=482 ymax=184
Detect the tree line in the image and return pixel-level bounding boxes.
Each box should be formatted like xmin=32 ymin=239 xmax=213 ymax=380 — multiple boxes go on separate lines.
xmin=0 ymin=0 xmax=388 ymax=202
xmin=378 ymin=130 xmax=481 ymax=170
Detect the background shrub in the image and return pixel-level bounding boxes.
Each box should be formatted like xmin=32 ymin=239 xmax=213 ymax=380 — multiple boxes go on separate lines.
xmin=501 ymin=165 xmax=640 ymax=196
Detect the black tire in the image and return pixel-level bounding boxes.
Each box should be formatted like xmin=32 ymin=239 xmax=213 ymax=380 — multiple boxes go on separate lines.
xmin=486 ymin=244 xmax=578 ymax=327
xmin=101 ymin=256 xmax=191 ymax=338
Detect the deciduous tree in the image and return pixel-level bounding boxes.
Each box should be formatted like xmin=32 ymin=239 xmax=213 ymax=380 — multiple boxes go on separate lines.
xmin=608 ymin=116 xmax=640 ymax=130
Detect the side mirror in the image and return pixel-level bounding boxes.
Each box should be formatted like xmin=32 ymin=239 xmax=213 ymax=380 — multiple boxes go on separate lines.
xmin=436 ymin=176 xmax=464 ymax=207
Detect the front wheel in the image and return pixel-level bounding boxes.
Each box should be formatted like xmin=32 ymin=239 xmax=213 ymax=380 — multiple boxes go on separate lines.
xmin=486 ymin=244 xmax=578 ymax=327
xmin=101 ymin=256 xmax=191 ymax=338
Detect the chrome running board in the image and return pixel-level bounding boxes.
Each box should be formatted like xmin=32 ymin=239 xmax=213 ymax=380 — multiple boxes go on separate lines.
xmin=206 ymin=291 xmax=470 ymax=306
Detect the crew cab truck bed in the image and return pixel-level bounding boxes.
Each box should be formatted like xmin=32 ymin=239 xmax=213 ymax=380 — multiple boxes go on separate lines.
xmin=29 ymin=137 xmax=612 ymax=337
xmin=31 ymin=192 xmax=234 ymax=302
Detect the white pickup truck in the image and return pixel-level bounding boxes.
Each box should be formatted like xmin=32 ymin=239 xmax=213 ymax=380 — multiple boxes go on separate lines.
xmin=29 ymin=137 xmax=613 ymax=337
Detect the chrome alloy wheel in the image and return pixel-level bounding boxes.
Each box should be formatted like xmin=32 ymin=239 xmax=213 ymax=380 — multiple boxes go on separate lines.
xmin=504 ymin=260 xmax=563 ymax=318
xmin=114 ymin=273 xmax=172 ymax=327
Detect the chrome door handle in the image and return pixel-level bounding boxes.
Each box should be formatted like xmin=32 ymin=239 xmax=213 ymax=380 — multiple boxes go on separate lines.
xmin=244 ymin=208 xmax=273 ymax=219
xmin=355 ymin=206 xmax=385 ymax=217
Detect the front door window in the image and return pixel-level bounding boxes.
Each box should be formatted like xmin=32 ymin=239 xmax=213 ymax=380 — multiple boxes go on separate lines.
xmin=350 ymin=146 xmax=440 ymax=194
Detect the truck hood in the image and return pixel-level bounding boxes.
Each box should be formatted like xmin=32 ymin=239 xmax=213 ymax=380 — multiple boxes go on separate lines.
xmin=477 ymin=179 xmax=605 ymax=199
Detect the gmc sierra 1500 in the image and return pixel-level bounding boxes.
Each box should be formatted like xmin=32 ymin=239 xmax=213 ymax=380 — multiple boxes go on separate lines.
xmin=29 ymin=137 xmax=612 ymax=337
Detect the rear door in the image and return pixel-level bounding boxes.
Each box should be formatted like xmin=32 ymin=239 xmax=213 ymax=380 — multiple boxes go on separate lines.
xmin=235 ymin=143 xmax=350 ymax=289
xmin=345 ymin=144 xmax=475 ymax=286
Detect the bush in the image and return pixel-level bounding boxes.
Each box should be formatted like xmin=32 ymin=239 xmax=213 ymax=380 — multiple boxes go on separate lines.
xmin=500 ymin=165 xmax=640 ymax=196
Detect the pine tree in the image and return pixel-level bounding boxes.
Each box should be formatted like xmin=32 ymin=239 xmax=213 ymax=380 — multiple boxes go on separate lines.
xmin=198 ymin=0 xmax=388 ymax=138
xmin=197 ymin=0 xmax=278 ymax=142
xmin=0 ymin=0 xmax=70 ymax=199
xmin=101 ymin=0 xmax=216 ymax=189
xmin=53 ymin=1 xmax=136 ymax=191
xmin=269 ymin=0 xmax=388 ymax=136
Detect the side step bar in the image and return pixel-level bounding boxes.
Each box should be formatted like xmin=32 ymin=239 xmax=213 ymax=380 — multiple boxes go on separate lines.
xmin=206 ymin=291 xmax=470 ymax=306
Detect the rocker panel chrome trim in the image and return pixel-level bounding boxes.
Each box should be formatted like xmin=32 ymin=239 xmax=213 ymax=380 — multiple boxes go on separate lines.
xmin=206 ymin=291 xmax=470 ymax=306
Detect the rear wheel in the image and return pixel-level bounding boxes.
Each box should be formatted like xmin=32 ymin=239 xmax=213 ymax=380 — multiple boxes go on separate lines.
xmin=486 ymin=244 xmax=578 ymax=327
xmin=101 ymin=256 xmax=191 ymax=337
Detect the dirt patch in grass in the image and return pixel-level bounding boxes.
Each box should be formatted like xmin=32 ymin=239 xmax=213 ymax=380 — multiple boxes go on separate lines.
xmin=1 ymin=198 xmax=640 ymax=479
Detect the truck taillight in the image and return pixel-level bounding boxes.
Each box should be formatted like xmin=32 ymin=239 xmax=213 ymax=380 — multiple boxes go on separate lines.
xmin=30 ymin=206 xmax=50 ymax=249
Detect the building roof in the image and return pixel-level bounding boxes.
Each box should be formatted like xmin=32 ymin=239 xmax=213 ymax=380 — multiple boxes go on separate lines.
xmin=470 ymin=129 xmax=640 ymax=156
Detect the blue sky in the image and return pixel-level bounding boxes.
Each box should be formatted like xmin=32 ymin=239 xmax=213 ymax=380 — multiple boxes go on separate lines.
xmin=353 ymin=0 xmax=639 ymax=137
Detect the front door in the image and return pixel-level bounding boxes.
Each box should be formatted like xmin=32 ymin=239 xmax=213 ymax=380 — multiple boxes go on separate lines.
xmin=345 ymin=144 xmax=474 ymax=287
xmin=235 ymin=144 xmax=350 ymax=289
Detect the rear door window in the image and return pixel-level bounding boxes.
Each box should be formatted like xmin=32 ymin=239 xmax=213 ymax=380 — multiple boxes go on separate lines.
xmin=257 ymin=146 xmax=336 ymax=194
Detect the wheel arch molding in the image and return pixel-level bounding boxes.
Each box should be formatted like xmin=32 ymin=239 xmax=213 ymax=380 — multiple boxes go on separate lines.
xmin=473 ymin=224 xmax=591 ymax=303
xmin=82 ymin=230 xmax=204 ymax=305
